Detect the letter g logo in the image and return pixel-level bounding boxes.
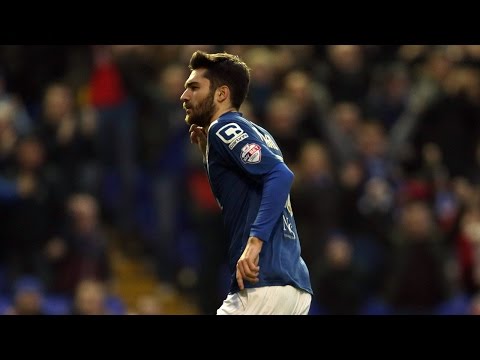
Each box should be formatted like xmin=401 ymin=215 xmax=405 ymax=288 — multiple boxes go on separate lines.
xmin=215 ymin=123 xmax=245 ymax=143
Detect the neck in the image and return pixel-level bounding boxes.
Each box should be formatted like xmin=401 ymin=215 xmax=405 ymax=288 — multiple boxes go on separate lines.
xmin=208 ymin=105 xmax=237 ymax=128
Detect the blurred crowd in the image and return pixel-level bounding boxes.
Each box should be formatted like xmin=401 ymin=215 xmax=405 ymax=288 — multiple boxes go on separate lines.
xmin=1 ymin=45 xmax=480 ymax=314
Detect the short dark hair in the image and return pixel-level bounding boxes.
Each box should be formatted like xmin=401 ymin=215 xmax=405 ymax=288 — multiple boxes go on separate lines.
xmin=189 ymin=50 xmax=251 ymax=109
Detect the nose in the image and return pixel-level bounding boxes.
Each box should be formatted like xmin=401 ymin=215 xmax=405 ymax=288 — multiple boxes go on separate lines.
xmin=180 ymin=89 xmax=189 ymax=101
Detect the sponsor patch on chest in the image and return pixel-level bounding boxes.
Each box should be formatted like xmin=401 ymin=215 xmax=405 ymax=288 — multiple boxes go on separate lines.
xmin=241 ymin=143 xmax=262 ymax=164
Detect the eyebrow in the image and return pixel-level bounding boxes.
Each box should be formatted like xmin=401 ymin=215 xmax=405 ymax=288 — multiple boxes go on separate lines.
xmin=184 ymin=80 xmax=200 ymax=89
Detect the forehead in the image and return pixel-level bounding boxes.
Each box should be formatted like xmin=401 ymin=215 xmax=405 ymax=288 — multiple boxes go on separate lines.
xmin=185 ymin=69 xmax=209 ymax=86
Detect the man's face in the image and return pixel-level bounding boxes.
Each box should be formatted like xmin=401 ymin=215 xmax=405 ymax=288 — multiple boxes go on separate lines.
xmin=180 ymin=69 xmax=216 ymax=127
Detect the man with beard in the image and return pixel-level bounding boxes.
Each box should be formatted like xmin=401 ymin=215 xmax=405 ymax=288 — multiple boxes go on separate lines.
xmin=180 ymin=50 xmax=312 ymax=315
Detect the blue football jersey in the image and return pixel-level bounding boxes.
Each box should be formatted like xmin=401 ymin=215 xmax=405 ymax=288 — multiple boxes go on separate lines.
xmin=206 ymin=111 xmax=312 ymax=295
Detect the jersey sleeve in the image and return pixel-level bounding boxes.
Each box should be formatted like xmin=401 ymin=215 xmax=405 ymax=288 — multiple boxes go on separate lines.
xmin=208 ymin=120 xmax=283 ymax=178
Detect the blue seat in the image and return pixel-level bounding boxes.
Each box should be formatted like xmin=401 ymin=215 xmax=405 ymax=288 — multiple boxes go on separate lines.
xmin=105 ymin=295 xmax=126 ymax=315
xmin=359 ymin=297 xmax=393 ymax=315
xmin=0 ymin=296 xmax=12 ymax=315
xmin=42 ymin=295 xmax=72 ymax=315
xmin=433 ymin=293 xmax=470 ymax=315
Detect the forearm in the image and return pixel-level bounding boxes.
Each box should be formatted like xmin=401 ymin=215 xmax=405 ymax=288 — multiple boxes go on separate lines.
xmin=250 ymin=162 xmax=294 ymax=242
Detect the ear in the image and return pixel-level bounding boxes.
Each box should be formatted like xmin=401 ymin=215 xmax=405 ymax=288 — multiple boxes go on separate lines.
xmin=216 ymin=85 xmax=229 ymax=103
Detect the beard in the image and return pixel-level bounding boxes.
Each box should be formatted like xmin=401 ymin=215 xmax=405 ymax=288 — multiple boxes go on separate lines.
xmin=184 ymin=90 xmax=216 ymax=127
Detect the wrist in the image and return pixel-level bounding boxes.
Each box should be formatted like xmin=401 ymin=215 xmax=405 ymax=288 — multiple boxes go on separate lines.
xmin=248 ymin=236 xmax=264 ymax=248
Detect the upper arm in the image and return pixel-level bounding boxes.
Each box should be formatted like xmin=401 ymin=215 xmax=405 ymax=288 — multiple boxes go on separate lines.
xmin=210 ymin=120 xmax=284 ymax=178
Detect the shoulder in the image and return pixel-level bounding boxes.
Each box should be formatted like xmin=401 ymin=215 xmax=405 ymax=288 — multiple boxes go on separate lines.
xmin=209 ymin=117 xmax=253 ymax=147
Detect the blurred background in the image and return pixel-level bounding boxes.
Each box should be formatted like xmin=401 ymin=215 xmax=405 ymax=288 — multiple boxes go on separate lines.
xmin=1 ymin=45 xmax=480 ymax=315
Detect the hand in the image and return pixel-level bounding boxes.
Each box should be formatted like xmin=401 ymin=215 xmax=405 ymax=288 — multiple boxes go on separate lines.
xmin=189 ymin=124 xmax=207 ymax=160
xmin=236 ymin=236 xmax=263 ymax=290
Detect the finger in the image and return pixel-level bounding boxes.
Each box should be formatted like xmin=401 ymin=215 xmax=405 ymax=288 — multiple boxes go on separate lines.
xmin=236 ymin=268 xmax=244 ymax=290
xmin=236 ymin=267 xmax=258 ymax=286
xmin=191 ymin=125 xmax=202 ymax=134
xmin=194 ymin=127 xmax=206 ymax=140
xmin=238 ymin=261 xmax=259 ymax=285
xmin=244 ymin=275 xmax=259 ymax=283
xmin=246 ymin=258 xmax=260 ymax=273
xmin=240 ymin=259 xmax=259 ymax=278
xmin=239 ymin=268 xmax=259 ymax=285
xmin=189 ymin=124 xmax=200 ymax=135
xmin=190 ymin=131 xmax=198 ymax=144
xmin=189 ymin=125 xmax=199 ymax=144
xmin=239 ymin=261 xmax=258 ymax=280
xmin=237 ymin=261 xmax=247 ymax=279
xmin=238 ymin=260 xmax=250 ymax=279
